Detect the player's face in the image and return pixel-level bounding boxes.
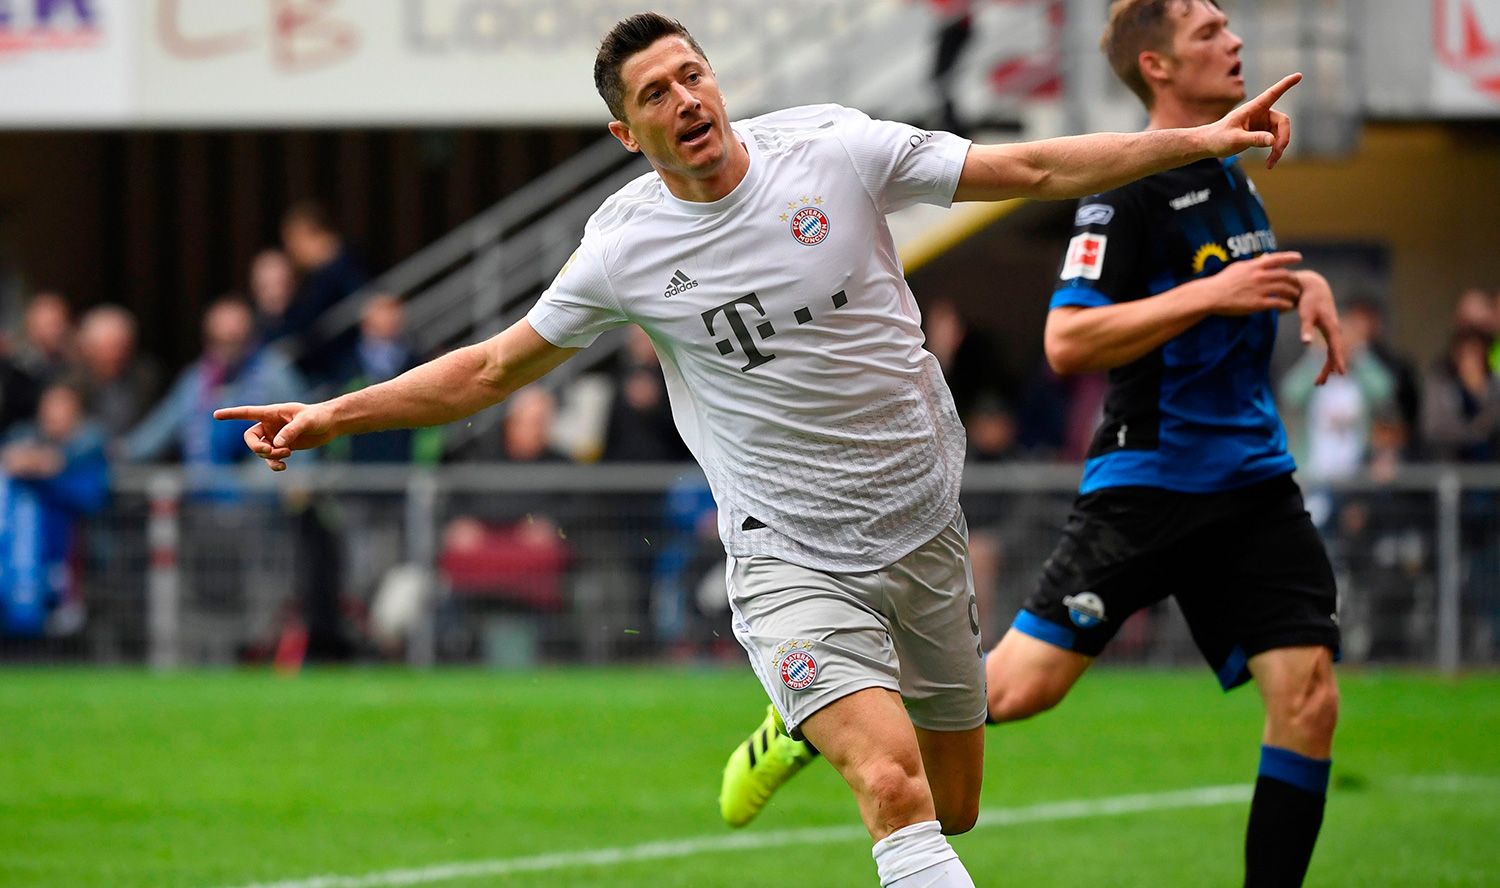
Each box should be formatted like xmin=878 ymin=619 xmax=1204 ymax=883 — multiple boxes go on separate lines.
xmin=609 ymin=36 xmax=737 ymax=197
xmin=1160 ymin=1 xmax=1245 ymax=112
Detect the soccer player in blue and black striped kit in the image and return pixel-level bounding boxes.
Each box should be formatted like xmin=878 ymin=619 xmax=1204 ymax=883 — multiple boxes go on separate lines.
xmin=984 ymin=2 xmax=1347 ymax=886
xmin=721 ymin=2 xmax=1350 ymax=885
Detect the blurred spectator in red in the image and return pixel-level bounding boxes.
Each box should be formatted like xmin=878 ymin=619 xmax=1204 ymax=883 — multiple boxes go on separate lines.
xmin=601 ymin=326 xmax=689 ymax=462
xmin=248 ymin=248 xmax=298 ymax=347
xmin=1422 ymin=327 xmax=1500 ymax=462
xmin=66 ymin=304 xmax=163 ymax=441
xmin=122 ymin=297 xmax=305 ymax=477
xmin=324 ymin=295 xmax=441 ymax=464
xmin=14 ymin=291 xmax=74 ymax=387
xmin=441 ymin=387 xmax=571 ymax=615
xmin=0 ymin=383 xmax=109 ymax=637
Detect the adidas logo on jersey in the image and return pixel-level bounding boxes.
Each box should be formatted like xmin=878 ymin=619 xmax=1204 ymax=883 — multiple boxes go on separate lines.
xmin=663 ymin=269 xmax=699 ymax=298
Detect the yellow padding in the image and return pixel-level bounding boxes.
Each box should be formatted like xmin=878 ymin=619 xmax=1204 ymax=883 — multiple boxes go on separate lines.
xmin=899 ymin=199 xmax=1028 ymax=273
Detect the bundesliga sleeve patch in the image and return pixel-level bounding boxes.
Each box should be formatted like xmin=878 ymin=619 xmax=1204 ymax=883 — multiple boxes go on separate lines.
xmin=1061 ymin=233 xmax=1107 ymax=281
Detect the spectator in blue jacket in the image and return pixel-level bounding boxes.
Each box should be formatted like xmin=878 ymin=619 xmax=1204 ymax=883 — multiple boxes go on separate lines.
xmin=0 ymin=383 xmax=109 ymax=637
xmin=123 ymin=297 xmax=306 ymax=489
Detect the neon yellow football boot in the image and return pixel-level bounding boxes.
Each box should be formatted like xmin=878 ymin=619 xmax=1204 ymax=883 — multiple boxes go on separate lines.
xmin=719 ymin=704 xmax=819 ymax=827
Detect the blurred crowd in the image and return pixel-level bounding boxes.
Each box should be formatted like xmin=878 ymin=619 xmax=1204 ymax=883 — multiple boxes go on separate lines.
xmin=2 ymin=203 xmax=1497 ymax=660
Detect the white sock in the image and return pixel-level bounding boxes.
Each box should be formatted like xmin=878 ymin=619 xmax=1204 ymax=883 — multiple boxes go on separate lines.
xmin=871 ymin=820 xmax=977 ymax=887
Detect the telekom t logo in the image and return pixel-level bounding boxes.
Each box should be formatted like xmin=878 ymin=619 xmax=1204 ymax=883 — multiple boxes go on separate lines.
xmin=701 ymin=289 xmax=850 ymax=373
xmin=702 ymin=294 xmax=778 ymax=373
xmin=157 ymin=0 xmax=357 ymax=72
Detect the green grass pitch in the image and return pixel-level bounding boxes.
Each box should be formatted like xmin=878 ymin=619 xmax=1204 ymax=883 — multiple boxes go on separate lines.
xmin=1 ymin=667 xmax=1496 ymax=887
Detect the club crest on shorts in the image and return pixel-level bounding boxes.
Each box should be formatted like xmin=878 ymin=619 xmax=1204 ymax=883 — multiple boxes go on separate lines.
xmin=1062 ymin=592 xmax=1107 ymax=629
xmin=777 ymin=641 xmax=819 ymax=691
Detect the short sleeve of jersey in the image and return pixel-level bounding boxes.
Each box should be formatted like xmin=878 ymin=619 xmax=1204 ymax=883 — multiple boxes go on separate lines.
xmin=831 ymin=106 xmax=972 ymax=214
xmin=526 ymin=233 xmax=627 ymax=349
xmin=1050 ymin=187 xmax=1146 ymax=310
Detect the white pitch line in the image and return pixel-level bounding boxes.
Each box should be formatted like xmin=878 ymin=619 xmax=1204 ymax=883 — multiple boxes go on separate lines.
xmin=1392 ymin=774 xmax=1500 ymax=794
xmin=218 ymin=784 xmax=1252 ymax=888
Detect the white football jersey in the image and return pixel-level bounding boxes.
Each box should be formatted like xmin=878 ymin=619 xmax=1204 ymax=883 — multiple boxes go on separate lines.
xmin=527 ymin=104 xmax=972 ymax=572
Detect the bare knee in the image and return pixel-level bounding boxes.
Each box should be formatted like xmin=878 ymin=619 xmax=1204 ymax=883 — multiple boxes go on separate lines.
xmin=851 ymin=759 xmax=932 ymax=836
xmin=1293 ymin=678 xmax=1340 ymax=742
xmin=1267 ymin=674 xmax=1340 ymax=755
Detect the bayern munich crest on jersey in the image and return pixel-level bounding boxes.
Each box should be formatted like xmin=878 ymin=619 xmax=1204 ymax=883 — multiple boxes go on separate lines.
xmin=779 ymin=649 xmax=818 ymax=690
xmin=790 ymin=206 xmax=830 ymax=246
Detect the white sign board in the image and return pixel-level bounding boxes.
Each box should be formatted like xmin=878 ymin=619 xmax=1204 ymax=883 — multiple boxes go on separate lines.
xmin=135 ymin=0 xmax=609 ymax=125
xmin=0 ymin=0 xmax=133 ymax=124
xmin=1433 ymin=0 xmax=1500 ymax=114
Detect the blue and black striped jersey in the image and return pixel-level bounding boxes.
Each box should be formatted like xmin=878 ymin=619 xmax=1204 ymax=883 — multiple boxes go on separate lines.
xmin=1051 ymin=156 xmax=1296 ymax=494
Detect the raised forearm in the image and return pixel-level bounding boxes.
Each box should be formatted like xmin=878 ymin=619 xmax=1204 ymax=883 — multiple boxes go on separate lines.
xmin=957 ymin=128 xmax=1212 ymax=202
xmin=328 ymin=321 xmax=576 ymax=437
xmin=1046 ymin=283 xmax=1214 ymax=374
xmin=326 ymin=343 xmax=500 ymax=437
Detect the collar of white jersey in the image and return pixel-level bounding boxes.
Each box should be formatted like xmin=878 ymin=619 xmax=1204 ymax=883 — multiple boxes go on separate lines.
xmin=657 ymin=121 xmax=762 ymax=216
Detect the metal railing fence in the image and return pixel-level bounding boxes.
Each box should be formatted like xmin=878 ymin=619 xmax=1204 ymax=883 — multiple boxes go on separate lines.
xmin=4 ymin=463 xmax=1496 ymax=673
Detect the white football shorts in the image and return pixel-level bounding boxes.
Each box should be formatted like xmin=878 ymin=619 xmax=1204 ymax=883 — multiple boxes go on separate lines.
xmin=727 ymin=509 xmax=986 ymax=738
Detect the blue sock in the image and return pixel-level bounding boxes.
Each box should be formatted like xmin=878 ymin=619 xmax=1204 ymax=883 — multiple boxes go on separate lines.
xmin=1245 ymin=745 xmax=1331 ymax=887
xmin=1257 ymin=744 xmax=1331 ymax=795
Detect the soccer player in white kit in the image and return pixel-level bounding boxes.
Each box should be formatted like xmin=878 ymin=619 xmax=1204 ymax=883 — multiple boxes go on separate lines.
xmin=216 ymin=13 xmax=1301 ymax=885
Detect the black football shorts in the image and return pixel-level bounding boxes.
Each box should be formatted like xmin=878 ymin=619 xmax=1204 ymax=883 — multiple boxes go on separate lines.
xmin=1014 ymin=473 xmax=1340 ymax=690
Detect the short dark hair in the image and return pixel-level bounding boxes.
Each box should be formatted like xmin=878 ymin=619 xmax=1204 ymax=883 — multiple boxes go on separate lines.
xmin=282 ymin=199 xmax=335 ymax=235
xmin=594 ymin=12 xmax=709 ymax=122
xmin=1101 ymin=0 xmax=1220 ymax=108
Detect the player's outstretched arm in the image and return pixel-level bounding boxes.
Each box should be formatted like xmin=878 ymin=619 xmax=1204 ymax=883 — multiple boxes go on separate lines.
xmin=953 ymin=73 xmax=1301 ymax=203
xmin=214 ymin=319 xmax=578 ymax=472
xmin=1047 ymin=251 xmax=1305 ymax=375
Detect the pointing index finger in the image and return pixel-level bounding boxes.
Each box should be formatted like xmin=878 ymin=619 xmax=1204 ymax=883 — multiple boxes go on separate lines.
xmin=1249 ymin=72 xmax=1302 ymax=111
xmin=214 ymin=405 xmax=269 ymax=421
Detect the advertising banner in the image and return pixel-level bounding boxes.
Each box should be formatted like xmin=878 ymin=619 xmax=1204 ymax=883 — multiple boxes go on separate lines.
xmin=0 ymin=0 xmax=134 ymax=125
xmin=136 ymin=0 xmax=608 ymax=125
xmin=1433 ymin=0 xmax=1500 ymax=114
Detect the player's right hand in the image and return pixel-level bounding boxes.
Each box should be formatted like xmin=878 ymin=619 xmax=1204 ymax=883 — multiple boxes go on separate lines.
xmin=1197 ymin=251 xmax=1304 ymax=316
xmin=212 ymin=402 xmax=338 ymax=472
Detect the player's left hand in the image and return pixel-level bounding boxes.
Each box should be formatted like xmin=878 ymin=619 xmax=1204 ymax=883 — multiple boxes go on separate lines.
xmin=1296 ymin=271 xmax=1347 ymax=384
xmin=1204 ymin=72 xmax=1300 ymax=169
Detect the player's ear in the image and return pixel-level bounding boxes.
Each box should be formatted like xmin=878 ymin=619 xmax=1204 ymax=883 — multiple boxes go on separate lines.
xmin=608 ymin=119 xmax=640 ymax=154
xmin=1138 ymin=50 xmax=1173 ymax=89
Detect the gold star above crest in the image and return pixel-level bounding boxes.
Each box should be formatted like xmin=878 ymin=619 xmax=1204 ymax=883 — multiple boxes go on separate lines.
xmin=779 ymin=213 xmax=789 ymax=222
xmin=787 ymin=201 xmax=796 ymax=210
xmin=814 ymin=196 xmax=824 ymax=205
